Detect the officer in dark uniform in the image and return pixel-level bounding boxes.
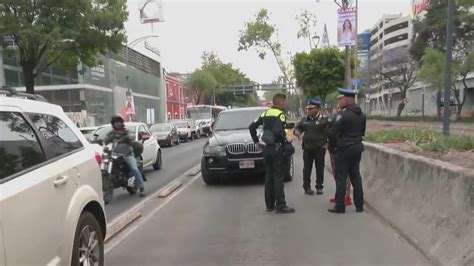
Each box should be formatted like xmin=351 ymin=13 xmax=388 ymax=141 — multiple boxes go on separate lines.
xmin=328 ymin=88 xmax=366 ymax=214
xmin=249 ymin=93 xmax=295 ymax=214
xmin=294 ymin=99 xmax=329 ymax=196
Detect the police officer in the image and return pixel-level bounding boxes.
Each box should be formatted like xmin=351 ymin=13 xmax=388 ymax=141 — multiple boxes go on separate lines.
xmin=249 ymin=93 xmax=295 ymax=214
xmin=294 ymin=99 xmax=329 ymax=196
xmin=328 ymin=88 xmax=366 ymax=214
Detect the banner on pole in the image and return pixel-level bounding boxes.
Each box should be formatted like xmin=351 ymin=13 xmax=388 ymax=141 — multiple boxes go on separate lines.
xmin=138 ymin=0 xmax=164 ymax=24
xmin=337 ymin=7 xmax=357 ymax=47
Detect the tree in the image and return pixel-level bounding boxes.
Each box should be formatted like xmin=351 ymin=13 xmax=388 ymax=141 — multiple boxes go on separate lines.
xmin=238 ymin=9 xmax=296 ymax=95
xmin=0 ymin=0 xmax=128 ymax=94
xmin=296 ymin=10 xmax=318 ymax=50
xmin=411 ymin=0 xmax=474 ymax=62
xmin=293 ymin=48 xmax=345 ymax=103
xmin=188 ymin=70 xmax=217 ymax=105
xmin=199 ymin=52 xmax=254 ymax=106
xmin=369 ymin=47 xmax=418 ymax=116
xmin=420 ymin=48 xmax=474 ymax=120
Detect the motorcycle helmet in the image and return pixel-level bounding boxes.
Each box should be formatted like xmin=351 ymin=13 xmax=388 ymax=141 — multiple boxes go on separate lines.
xmin=110 ymin=114 xmax=124 ymax=128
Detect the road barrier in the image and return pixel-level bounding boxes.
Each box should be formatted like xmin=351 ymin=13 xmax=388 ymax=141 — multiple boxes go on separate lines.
xmin=361 ymin=143 xmax=474 ymax=266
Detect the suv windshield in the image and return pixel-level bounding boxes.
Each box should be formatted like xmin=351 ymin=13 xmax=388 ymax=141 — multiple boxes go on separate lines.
xmin=150 ymin=124 xmax=171 ymax=132
xmin=91 ymin=125 xmax=136 ymax=143
xmin=214 ymin=110 xmax=265 ymax=131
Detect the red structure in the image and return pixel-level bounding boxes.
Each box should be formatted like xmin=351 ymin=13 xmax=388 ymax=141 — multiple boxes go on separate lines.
xmin=165 ymin=74 xmax=187 ymax=121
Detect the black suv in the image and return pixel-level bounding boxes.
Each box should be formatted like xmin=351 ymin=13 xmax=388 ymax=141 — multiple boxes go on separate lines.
xmin=201 ymin=107 xmax=294 ymax=184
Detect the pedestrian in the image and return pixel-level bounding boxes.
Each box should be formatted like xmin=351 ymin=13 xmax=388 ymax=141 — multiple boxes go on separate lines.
xmin=328 ymin=101 xmax=352 ymax=206
xmin=249 ymin=93 xmax=295 ymax=214
xmin=294 ymin=99 xmax=329 ymax=196
xmin=328 ymin=88 xmax=366 ymax=214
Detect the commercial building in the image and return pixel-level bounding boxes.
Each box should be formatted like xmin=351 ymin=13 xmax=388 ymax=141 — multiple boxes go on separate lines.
xmin=165 ymin=73 xmax=187 ymax=121
xmin=0 ymin=45 xmax=166 ymax=126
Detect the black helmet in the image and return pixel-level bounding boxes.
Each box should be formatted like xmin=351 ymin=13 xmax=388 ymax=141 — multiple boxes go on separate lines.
xmin=110 ymin=114 xmax=124 ymax=127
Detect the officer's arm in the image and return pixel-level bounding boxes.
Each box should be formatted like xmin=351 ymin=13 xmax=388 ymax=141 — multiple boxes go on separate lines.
xmin=273 ymin=113 xmax=287 ymax=142
xmin=294 ymin=118 xmax=305 ymax=137
xmin=249 ymin=115 xmax=263 ymax=143
xmin=361 ymin=113 xmax=367 ymax=137
xmin=328 ymin=114 xmax=343 ymax=143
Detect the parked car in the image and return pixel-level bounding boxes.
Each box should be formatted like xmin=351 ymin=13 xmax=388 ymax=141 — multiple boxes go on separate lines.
xmin=79 ymin=126 xmax=99 ymax=142
xmin=0 ymin=90 xmax=107 ymax=266
xmin=201 ymin=107 xmax=294 ymax=184
xmin=187 ymin=119 xmax=201 ymax=139
xmin=150 ymin=123 xmax=180 ymax=147
xmin=90 ymin=122 xmax=163 ymax=170
xmin=170 ymin=120 xmax=194 ymax=142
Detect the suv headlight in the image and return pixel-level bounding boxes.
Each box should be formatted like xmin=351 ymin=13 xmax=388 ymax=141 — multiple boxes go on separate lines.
xmin=203 ymin=144 xmax=226 ymax=156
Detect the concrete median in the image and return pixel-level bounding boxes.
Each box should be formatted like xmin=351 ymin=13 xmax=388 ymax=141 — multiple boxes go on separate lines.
xmin=361 ymin=143 xmax=474 ymax=266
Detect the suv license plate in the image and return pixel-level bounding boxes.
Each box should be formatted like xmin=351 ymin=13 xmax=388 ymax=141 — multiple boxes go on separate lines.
xmin=239 ymin=160 xmax=255 ymax=169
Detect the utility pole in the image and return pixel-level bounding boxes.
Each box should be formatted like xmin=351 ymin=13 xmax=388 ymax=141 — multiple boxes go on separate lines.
xmin=442 ymin=0 xmax=454 ymax=136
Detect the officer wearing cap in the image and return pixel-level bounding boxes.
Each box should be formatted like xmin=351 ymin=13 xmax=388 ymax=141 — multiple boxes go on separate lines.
xmin=249 ymin=93 xmax=295 ymax=214
xmin=328 ymin=88 xmax=366 ymax=214
xmin=294 ymin=99 xmax=329 ymax=196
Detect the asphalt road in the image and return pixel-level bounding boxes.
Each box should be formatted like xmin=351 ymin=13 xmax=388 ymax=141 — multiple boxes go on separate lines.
xmin=104 ymin=137 xmax=207 ymax=219
xmin=106 ymin=145 xmax=430 ymax=266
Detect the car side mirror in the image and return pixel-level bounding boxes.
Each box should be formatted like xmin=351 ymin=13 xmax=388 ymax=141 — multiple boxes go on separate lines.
xmin=285 ymin=122 xmax=295 ymax=129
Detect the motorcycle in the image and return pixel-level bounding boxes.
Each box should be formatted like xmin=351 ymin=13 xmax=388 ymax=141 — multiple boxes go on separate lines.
xmin=100 ymin=145 xmax=141 ymax=204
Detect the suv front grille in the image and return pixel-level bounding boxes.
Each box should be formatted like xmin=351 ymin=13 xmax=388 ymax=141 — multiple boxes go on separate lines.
xmin=246 ymin=143 xmax=260 ymax=154
xmin=226 ymin=143 xmax=246 ymax=155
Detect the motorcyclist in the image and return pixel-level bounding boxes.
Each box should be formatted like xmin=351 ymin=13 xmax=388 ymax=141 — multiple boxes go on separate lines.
xmin=104 ymin=115 xmax=146 ymax=197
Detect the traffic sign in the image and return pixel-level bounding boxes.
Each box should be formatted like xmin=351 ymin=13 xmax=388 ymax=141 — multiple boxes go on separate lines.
xmin=352 ymin=79 xmax=363 ymax=87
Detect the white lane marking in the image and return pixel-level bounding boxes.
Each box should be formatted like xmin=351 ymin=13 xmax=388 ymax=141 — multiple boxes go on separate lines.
xmin=105 ymin=174 xmax=201 ymax=254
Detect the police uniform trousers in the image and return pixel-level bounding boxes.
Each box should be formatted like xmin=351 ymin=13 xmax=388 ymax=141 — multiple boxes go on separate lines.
xmin=334 ymin=145 xmax=364 ymax=210
xmin=263 ymin=145 xmax=286 ymax=209
xmin=303 ymin=147 xmax=326 ymax=190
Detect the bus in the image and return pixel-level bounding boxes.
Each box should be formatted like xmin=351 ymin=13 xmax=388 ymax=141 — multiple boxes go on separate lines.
xmin=187 ymin=105 xmax=226 ymax=135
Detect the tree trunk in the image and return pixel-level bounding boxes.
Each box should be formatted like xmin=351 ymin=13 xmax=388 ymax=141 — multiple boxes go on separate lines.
xmin=22 ymin=63 xmax=35 ymax=94
xmin=436 ymin=90 xmax=442 ymax=121
xmin=396 ymin=102 xmax=405 ymax=117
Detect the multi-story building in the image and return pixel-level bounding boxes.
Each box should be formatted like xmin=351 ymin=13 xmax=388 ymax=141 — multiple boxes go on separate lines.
xmin=0 ymin=46 xmax=166 ymax=126
xmin=165 ymin=73 xmax=187 ymax=121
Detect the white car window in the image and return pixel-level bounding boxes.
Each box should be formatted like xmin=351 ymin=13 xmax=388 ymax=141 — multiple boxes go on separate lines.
xmin=0 ymin=112 xmax=46 ymax=180
xmin=27 ymin=113 xmax=83 ymax=159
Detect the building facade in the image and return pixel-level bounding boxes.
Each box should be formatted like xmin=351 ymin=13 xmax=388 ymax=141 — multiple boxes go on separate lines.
xmin=165 ymin=74 xmax=187 ymax=121
xmin=0 ymin=46 xmax=166 ymax=126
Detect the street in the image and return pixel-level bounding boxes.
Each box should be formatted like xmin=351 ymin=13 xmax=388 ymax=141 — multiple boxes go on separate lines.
xmin=105 ymin=138 xmax=207 ymax=219
xmin=105 ymin=146 xmax=430 ymax=266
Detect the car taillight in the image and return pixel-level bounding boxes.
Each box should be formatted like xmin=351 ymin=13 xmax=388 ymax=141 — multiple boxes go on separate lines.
xmin=95 ymin=152 xmax=102 ymax=165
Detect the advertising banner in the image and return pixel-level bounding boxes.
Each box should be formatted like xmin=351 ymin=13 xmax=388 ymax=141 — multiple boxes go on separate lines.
xmin=138 ymin=0 xmax=164 ymax=24
xmin=357 ymin=33 xmax=371 ymax=51
xmin=337 ymin=7 xmax=357 ymax=47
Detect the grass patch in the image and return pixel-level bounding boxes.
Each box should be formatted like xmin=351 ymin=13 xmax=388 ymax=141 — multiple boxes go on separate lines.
xmin=365 ymin=128 xmax=474 ymax=152
xmin=367 ymin=115 xmax=474 ymax=123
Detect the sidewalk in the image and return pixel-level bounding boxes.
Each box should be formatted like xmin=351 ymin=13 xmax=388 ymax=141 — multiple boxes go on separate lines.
xmin=105 ymin=146 xmax=430 ymax=265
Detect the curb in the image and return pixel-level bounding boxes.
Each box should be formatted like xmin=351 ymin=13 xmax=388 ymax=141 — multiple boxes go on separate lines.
xmin=105 ymin=163 xmax=201 ymax=242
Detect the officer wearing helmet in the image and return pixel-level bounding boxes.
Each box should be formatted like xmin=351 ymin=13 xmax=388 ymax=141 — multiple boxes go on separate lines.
xmin=104 ymin=115 xmax=146 ymax=197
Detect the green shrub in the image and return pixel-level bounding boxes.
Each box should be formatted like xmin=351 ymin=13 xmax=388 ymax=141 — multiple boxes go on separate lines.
xmin=366 ymin=128 xmax=474 ymax=152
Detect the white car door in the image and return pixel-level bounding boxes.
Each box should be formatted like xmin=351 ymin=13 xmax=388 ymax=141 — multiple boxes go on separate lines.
xmin=144 ymin=125 xmax=159 ymax=163
xmin=0 ymin=111 xmax=80 ymax=265
xmin=0 ymin=223 xmax=4 ymax=266
xmin=138 ymin=125 xmax=154 ymax=166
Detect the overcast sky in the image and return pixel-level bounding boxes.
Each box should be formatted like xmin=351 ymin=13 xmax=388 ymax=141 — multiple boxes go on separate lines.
xmin=125 ymin=0 xmax=411 ymax=83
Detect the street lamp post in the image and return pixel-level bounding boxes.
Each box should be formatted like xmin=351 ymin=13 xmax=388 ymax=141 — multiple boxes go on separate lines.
xmin=125 ymin=35 xmax=159 ymax=122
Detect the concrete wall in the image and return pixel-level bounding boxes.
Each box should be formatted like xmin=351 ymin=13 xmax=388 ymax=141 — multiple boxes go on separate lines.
xmin=361 ymin=143 xmax=474 ymax=266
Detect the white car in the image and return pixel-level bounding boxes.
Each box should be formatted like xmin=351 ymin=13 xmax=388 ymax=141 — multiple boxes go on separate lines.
xmin=90 ymin=122 xmax=162 ymax=170
xmin=0 ymin=92 xmax=106 ymax=265
xmin=171 ymin=120 xmax=194 ymax=142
